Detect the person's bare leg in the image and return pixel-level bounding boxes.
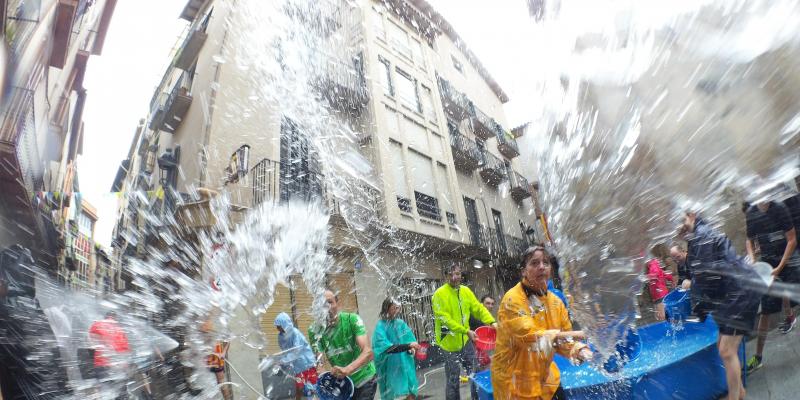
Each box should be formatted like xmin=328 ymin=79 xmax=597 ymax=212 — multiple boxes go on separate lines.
xmin=719 ymin=334 xmax=744 ymax=400
xmin=784 ymin=297 xmax=795 ymax=319
xmin=755 ymin=314 xmax=769 ymax=358
xmin=216 ymin=371 xmax=232 ymax=400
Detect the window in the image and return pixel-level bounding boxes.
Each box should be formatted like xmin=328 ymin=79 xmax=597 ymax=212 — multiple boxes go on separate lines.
xmin=430 ymin=132 xmax=445 ymax=159
xmin=372 ymin=11 xmax=385 ymax=41
xmin=395 ymin=69 xmax=420 ymax=112
xmin=409 ymin=150 xmax=439 ymax=220
xmin=389 ymin=140 xmax=411 ymax=212
xmin=389 ymin=22 xmax=412 ymax=59
xmin=451 ymin=55 xmax=464 ymax=74
xmin=412 ymin=39 xmax=425 ymax=69
xmin=379 ymin=57 xmax=393 ymax=96
xmin=447 ymin=212 xmax=457 ymax=226
xmin=437 ymin=162 xmax=454 ymax=221
xmin=385 ymin=107 xmax=399 ymax=133
xmin=415 ymin=191 xmax=441 ymax=221
xmin=404 ymin=117 xmax=428 ymax=153
xmin=421 ymin=85 xmax=436 ymax=122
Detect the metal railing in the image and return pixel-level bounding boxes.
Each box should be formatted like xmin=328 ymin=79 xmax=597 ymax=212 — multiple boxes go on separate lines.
xmin=504 ymin=235 xmax=528 ymax=259
xmin=5 ymin=0 xmax=42 ymax=62
xmin=437 ymin=77 xmax=472 ymax=120
xmin=496 ymin=124 xmax=520 ymax=157
xmin=251 ymin=157 xmax=372 ymax=220
xmin=313 ymin=50 xmax=369 ymax=107
xmin=448 ymin=121 xmax=482 ymax=166
xmin=1 ymin=87 xmax=41 ymax=194
xmin=470 ymin=104 xmax=498 ymax=139
xmin=481 ymin=150 xmax=505 ymax=176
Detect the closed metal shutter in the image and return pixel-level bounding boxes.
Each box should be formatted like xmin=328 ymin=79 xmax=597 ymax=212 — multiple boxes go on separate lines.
xmin=260 ymin=283 xmax=292 ymax=356
xmin=291 ymin=275 xmax=317 ymax=340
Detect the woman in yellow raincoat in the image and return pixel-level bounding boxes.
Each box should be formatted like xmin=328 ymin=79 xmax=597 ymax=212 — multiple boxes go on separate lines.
xmin=491 ymin=246 xmax=593 ymax=400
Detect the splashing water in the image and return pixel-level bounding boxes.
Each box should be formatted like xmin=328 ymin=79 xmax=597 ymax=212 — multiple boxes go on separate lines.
xmin=4 ymin=0 xmax=800 ymax=398
xmin=527 ymin=0 xmax=800 ymax=359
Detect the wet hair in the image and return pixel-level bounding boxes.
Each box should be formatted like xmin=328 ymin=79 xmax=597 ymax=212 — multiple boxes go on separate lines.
xmin=741 ymin=201 xmax=751 ymax=213
xmin=519 ymin=246 xmax=550 ymax=271
xmin=442 ymin=261 xmax=461 ymax=276
xmin=480 ymin=295 xmax=494 ymax=303
xmin=379 ymin=297 xmax=400 ymax=320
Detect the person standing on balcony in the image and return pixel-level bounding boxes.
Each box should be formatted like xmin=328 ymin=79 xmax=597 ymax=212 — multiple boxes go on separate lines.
xmin=491 ymin=246 xmax=592 ymax=400
xmin=432 ymin=263 xmax=496 ymax=400
xmin=309 ymin=289 xmax=377 ymax=400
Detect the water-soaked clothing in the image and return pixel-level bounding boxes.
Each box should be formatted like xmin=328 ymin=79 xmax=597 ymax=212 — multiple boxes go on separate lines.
xmin=688 ymin=219 xmax=762 ymax=334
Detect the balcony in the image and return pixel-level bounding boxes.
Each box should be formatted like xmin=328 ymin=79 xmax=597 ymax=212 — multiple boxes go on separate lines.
xmin=284 ymin=0 xmax=344 ymax=38
xmin=437 ymin=77 xmax=472 ymax=121
xmin=448 ymin=121 xmax=483 ymax=172
xmin=180 ymin=0 xmax=208 ymax=21
xmin=504 ymin=235 xmax=529 ymax=260
xmin=470 ymin=105 xmax=497 ymax=140
xmin=510 ymin=170 xmax=532 ymax=202
xmin=251 ymin=158 xmax=363 ymax=226
xmin=479 ymin=151 xmax=506 ymax=186
xmin=50 ymin=0 xmax=79 ymax=68
xmin=496 ymin=127 xmax=520 ymax=159
xmin=174 ymin=12 xmax=210 ymax=70
xmin=311 ymin=51 xmax=369 ymax=111
xmin=149 ymin=72 xmax=193 ymax=133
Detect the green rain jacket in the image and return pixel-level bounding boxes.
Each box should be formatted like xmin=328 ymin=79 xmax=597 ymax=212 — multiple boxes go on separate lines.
xmin=432 ymin=284 xmax=495 ymax=352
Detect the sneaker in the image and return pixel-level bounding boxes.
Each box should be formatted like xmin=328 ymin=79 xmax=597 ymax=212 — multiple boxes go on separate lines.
xmin=779 ymin=315 xmax=796 ymax=334
xmin=746 ymin=355 xmax=763 ymax=374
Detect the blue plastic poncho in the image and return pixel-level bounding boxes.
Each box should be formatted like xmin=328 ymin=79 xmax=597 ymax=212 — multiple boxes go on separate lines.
xmin=274 ymin=312 xmax=316 ymax=374
xmin=372 ymin=318 xmax=419 ymax=399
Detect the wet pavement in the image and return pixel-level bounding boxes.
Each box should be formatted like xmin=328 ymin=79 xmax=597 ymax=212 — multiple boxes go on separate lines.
xmin=745 ymin=325 xmax=800 ymax=399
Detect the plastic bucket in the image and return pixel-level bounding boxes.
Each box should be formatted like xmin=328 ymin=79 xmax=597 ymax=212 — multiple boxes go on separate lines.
xmin=415 ymin=342 xmax=430 ymax=361
xmin=602 ymin=328 xmax=642 ymax=373
xmin=316 ymin=372 xmax=354 ymax=400
xmin=664 ymin=289 xmax=691 ymax=321
xmin=474 ymin=326 xmax=497 ymax=351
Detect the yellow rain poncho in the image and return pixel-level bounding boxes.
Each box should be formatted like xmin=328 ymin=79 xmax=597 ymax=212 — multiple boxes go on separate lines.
xmin=491 ymin=282 xmax=586 ymax=400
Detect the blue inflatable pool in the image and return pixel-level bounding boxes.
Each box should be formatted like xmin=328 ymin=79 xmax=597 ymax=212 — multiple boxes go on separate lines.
xmin=472 ymin=318 xmax=745 ymax=399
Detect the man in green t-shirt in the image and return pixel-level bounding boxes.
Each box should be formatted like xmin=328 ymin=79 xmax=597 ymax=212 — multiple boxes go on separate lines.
xmin=309 ymin=289 xmax=377 ymax=399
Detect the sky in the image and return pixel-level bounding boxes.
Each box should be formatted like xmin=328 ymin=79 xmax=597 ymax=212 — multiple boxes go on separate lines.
xmin=79 ymin=0 xmax=190 ymax=247
xmin=79 ymin=0 xmax=543 ymax=248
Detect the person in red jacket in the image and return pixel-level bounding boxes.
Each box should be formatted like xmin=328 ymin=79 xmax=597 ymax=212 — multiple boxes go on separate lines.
xmin=89 ymin=311 xmax=131 ymax=379
xmin=646 ymin=246 xmax=677 ymax=320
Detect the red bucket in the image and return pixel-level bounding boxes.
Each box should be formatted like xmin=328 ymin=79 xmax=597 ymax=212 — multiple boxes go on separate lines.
xmin=474 ymin=326 xmax=496 ymax=351
xmin=415 ymin=342 xmax=430 ymax=361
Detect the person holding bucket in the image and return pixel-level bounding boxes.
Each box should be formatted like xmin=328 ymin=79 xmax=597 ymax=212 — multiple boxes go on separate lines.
xmin=491 ymin=246 xmax=593 ymax=400
xmin=309 ymin=289 xmax=377 ymax=400
xmin=432 ymin=262 xmax=496 ymax=400
xmin=372 ymin=297 xmax=420 ymax=400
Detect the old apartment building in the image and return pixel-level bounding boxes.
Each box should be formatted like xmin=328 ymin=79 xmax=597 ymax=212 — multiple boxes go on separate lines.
xmin=0 ymin=0 xmax=117 ymax=273
xmin=111 ymin=0 xmax=539 ymax=371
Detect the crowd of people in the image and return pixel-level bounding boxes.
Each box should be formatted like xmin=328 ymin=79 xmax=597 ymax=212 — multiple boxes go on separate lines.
xmin=3 ymin=199 xmax=799 ymax=400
